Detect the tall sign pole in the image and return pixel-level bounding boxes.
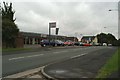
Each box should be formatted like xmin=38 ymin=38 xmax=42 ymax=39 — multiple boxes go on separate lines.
xmin=49 ymin=22 xmax=56 ymax=45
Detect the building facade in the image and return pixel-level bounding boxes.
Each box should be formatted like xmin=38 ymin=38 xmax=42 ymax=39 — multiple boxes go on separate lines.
xmin=15 ymin=32 xmax=78 ymax=48
xmin=81 ymin=36 xmax=98 ymax=44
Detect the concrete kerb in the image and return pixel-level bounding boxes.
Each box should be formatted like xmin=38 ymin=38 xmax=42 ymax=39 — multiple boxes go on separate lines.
xmin=3 ymin=67 xmax=42 ymax=78
xmin=41 ymin=66 xmax=57 ymax=80
xmin=40 ymin=57 xmax=71 ymax=80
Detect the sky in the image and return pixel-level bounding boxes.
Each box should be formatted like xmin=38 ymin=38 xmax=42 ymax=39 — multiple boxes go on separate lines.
xmin=1 ymin=0 xmax=119 ymax=39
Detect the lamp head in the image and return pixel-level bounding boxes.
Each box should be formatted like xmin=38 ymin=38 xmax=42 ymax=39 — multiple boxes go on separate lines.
xmin=109 ymin=9 xmax=112 ymax=11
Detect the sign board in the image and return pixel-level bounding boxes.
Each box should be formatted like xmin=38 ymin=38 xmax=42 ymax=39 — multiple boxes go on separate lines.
xmin=49 ymin=22 xmax=56 ymax=28
xmin=56 ymin=28 xmax=59 ymax=35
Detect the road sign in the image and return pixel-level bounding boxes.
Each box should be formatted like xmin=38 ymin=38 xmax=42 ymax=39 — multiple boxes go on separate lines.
xmin=49 ymin=22 xmax=56 ymax=28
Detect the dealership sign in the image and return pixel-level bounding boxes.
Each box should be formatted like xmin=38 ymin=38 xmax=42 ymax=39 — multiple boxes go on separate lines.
xmin=49 ymin=22 xmax=56 ymax=28
xmin=56 ymin=28 xmax=59 ymax=35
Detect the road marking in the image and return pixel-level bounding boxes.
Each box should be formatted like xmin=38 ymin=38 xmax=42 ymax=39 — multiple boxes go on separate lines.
xmin=53 ymin=51 xmax=68 ymax=54
xmin=70 ymin=53 xmax=88 ymax=59
xmin=9 ymin=54 xmax=44 ymax=61
xmin=60 ymin=51 xmax=68 ymax=53
xmin=53 ymin=52 xmax=60 ymax=54
xmin=9 ymin=57 xmax=25 ymax=60
xmin=82 ymin=76 xmax=88 ymax=78
xmin=27 ymin=54 xmax=44 ymax=58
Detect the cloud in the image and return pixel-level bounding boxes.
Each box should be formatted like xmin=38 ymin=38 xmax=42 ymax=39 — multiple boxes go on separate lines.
xmin=8 ymin=1 xmax=118 ymax=39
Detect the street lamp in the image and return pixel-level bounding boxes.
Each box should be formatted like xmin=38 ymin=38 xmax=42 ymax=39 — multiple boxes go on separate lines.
xmin=109 ymin=9 xmax=118 ymax=11
xmin=108 ymin=2 xmax=120 ymax=39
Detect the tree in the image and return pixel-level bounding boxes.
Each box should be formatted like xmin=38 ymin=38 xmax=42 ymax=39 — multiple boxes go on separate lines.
xmin=2 ymin=2 xmax=19 ymax=48
xmin=97 ymin=33 xmax=108 ymax=44
xmin=107 ymin=33 xmax=117 ymax=44
xmin=96 ymin=33 xmax=117 ymax=46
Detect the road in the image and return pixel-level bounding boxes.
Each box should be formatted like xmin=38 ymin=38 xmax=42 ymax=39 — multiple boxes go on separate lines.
xmin=2 ymin=46 xmax=117 ymax=77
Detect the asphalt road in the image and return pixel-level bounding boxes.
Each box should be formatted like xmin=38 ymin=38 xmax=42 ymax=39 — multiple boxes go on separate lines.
xmin=2 ymin=46 xmax=117 ymax=77
xmin=43 ymin=46 xmax=117 ymax=78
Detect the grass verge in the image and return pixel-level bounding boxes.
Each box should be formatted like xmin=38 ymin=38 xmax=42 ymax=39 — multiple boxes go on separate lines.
xmin=96 ymin=48 xmax=119 ymax=78
xmin=2 ymin=48 xmax=31 ymax=52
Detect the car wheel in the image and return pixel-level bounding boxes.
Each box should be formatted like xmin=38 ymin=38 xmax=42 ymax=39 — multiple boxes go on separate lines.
xmin=55 ymin=44 xmax=57 ymax=46
xmin=43 ymin=44 xmax=46 ymax=47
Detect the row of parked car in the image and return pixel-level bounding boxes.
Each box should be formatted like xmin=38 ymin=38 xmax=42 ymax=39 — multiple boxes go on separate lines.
xmin=40 ymin=39 xmax=92 ymax=47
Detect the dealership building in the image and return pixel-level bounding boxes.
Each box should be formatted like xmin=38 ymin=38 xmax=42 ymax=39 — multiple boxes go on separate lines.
xmin=15 ymin=32 xmax=78 ymax=48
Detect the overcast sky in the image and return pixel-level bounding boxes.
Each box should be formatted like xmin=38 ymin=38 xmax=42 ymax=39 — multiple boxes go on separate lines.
xmin=2 ymin=0 xmax=119 ymax=39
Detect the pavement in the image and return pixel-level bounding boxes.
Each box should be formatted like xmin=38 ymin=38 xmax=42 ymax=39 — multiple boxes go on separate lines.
xmin=2 ymin=66 xmax=46 ymax=80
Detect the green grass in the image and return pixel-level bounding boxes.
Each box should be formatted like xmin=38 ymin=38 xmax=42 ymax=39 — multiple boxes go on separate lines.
xmin=96 ymin=48 xmax=119 ymax=78
xmin=2 ymin=47 xmax=31 ymax=52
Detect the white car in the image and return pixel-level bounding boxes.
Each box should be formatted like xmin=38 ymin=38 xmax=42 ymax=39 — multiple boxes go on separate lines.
xmin=103 ymin=43 xmax=107 ymax=46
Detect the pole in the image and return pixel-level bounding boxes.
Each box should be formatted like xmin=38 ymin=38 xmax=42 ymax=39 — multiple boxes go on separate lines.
xmin=49 ymin=24 xmax=51 ymax=46
xmin=118 ymin=1 xmax=120 ymax=39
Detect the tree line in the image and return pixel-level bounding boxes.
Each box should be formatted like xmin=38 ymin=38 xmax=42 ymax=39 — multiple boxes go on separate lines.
xmin=97 ymin=33 xmax=120 ymax=46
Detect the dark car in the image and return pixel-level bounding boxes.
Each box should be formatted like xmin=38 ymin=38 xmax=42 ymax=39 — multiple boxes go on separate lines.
xmin=74 ymin=42 xmax=84 ymax=46
xmin=40 ymin=39 xmax=55 ymax=47
xmin=55 ymin=40 xmax=64 ymax=46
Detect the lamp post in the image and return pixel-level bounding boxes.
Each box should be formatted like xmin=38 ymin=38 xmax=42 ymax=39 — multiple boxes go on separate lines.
xmin=109 ymin=1 xmax=120 ymax=39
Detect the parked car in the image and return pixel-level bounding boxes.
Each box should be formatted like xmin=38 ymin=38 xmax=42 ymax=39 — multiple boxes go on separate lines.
xmin=103 ymin=43 xmax=107 ymax=46
xmin=74 ymin=42 xmax=84 ymax=46
xmin=83 ymin=43 xmax=92 ymax=46
xmin=108 ymin=44 xmax=112 ymax=46
xmin=40 ymin=39 xmax=55 ymax=47
xmin=55 ymin=40 xmax=64 ymax=46
xmin=64 ymin=40 xmax=74 ymax=46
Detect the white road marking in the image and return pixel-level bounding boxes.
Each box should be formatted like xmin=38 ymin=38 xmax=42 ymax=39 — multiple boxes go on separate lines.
xmin=70 ymin=53 xmax=88 ymax=59
xmin=27 ymin=54 xmax=44 ymax=58
xmin=60 ymin=51 xmax=68 ymax=53
xmin=82 ymin=76 xmax=88 ymax=78
xmin=9 ymin=57 xmax=25 ymax=60
xmin=53 ymin=52 xmax=60 ymax=54
xmin=53 ymin=51 xmax=68 ymax=54
xmin=9 ymin=54 xmax=44 ymax=61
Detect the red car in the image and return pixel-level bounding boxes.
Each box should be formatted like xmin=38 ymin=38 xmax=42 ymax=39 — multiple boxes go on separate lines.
xmin=64 ymin=40 xmax=74 ymax=46
xmin=83 ymin=43 xmax=92 ymax=46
